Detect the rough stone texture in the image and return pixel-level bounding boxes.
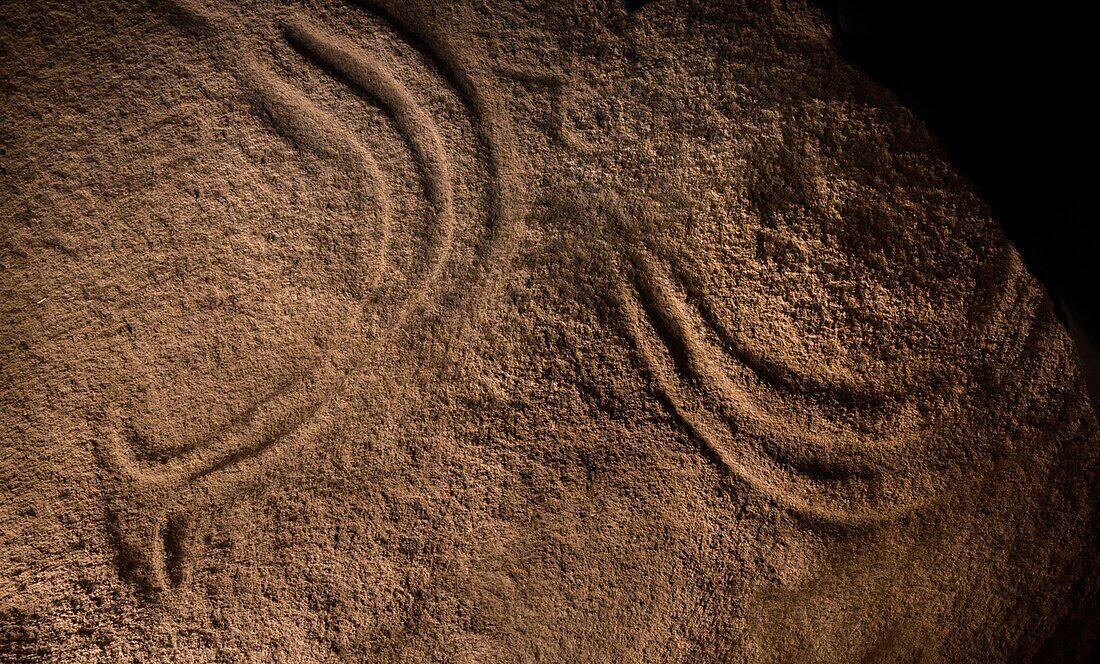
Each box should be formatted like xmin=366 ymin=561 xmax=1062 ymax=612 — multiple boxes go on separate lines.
xmin=2 ymin=0 xmax=1098 ymax=660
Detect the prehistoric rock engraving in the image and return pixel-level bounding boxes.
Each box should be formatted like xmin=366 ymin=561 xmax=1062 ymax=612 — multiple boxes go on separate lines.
xmin=617 ymin=240 xmax=1045 ymax=528
xmin=283 ymin=15 xmax=453 ymax=291
xmin=96 ymin=0 xmax=513 ymax=592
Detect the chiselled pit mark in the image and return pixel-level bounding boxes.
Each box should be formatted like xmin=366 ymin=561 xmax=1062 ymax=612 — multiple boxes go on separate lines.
xmin=496 ymin=66 xmax=576 ymax=147
xmin=99 ymin=0 xmax=518 ymax=594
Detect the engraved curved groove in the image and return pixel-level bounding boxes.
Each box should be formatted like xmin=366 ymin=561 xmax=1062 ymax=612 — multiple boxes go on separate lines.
xmin=107 ymin=360 xmax=343 ymax=489
xmin=629 ymin=260 xmax=899 ymax=487
xmin=236 ymin=55 xmax=392 ymax=288
xmin=99 ymin=0 xmax=517 ymax=593
xmin=282 ymin=16 xmax=455 ymax=288
xmin=666 ymin=249 xmax=1025 ymax=405
xmin=629 ymin=249 xmax=925 ymax=472
xmin=616 ymin=279 xmax=921 ymax=529
xmin=129 ymin=372 xmax=305 ymax=465
xmin=961 ymin=244 xmax=1037 ymax=384
xmin=352 ymin=0 xmax=517 ymax=265
xmin=621 ymin=241 xmax=1038 ymax=527
xmin=108 ymin=3 xmax=483 ymax=489
xmin=669 ymin=261 xmax=902 ymax=407
xmin=98 ymin=361 xmax=352 ymax=592
xmin=662 ymin=229 xmax=1031 ymax=408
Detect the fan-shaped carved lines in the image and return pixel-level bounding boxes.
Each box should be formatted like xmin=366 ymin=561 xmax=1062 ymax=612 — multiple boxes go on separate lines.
xmin=282 ymin=16 xmax=455 ymax=291
xmin=669 ymin=261 xmax=900 ymax=407
xmin=97 ymin=0 xmax=520 ymax=593
xmin=617 ymin=278 xmax=912 ymax=529
xmin=619 ymin=249 xmax=946 ymax=527
xmin=351 ymin=0 xmax=517 ymax=265
xmin=106 ymin=11 xmax=480 ymax=491
xmin=635 ymin=250 xmax=925 ymax=465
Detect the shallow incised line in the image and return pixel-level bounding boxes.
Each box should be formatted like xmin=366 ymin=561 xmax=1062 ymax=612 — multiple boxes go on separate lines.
xmin=351 ymin=0 xmax=520 ymax=271
xmin=238 ymin=54 xmax=393 ymax=290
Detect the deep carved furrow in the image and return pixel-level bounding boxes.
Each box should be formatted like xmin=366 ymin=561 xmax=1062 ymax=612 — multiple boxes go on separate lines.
xmin=633 ymin=250 xmax=922 ymax=465
xmin=98 ymin=0 xmax=512 ymax=594
xmin=620 ymin=248 xmax=964 ymax=527
xmin=352 ymin=0 xmax=518 ymax=267
xmin=241 ymin=55 xmax=392 ymax=288
xmin=620 ymin=227 xmax=1050 ymax=530
xmin=617 ymin=276 xmax=921 ymax=530
xmin=671 ymin=261 xmax=900 ymax=407
xmin=283 ymin=16 xmax=455 ymax=289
